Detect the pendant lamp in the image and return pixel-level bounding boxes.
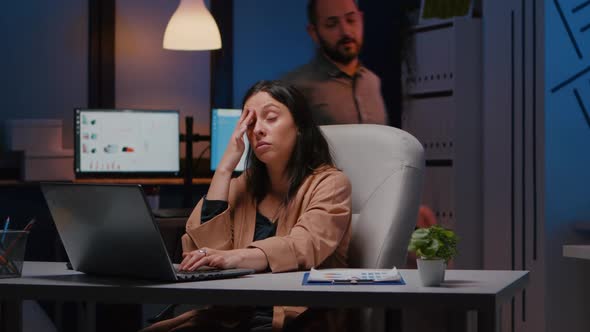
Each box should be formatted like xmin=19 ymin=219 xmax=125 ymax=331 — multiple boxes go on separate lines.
xmin=163 ymin=0 xmax=222 ymax=50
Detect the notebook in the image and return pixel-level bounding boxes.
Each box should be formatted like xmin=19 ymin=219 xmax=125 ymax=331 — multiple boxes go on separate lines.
xmin=41 ymin=183 xmax=254 ymax=282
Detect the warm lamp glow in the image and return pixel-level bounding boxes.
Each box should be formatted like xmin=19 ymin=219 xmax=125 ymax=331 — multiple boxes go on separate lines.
xmin=163 ymin=0 xmax=222 ymax=51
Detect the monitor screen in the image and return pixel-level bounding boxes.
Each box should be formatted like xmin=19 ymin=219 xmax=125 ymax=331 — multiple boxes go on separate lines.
xmin=210 ymin=108 xmax=248 ymax=172
xmin=74 ymin=108 xmax=180 ymax=177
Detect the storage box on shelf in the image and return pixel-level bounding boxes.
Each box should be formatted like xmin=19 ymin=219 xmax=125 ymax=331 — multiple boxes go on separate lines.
xmin=5 ymin=119 xmax=74 ymax=181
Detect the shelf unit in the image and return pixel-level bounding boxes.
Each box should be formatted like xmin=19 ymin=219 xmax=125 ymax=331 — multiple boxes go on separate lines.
xmin=402 ymin=17 xmax=483 ymax=268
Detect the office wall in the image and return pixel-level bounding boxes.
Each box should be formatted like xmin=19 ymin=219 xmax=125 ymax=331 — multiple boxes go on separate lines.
xmin=233 ymin=0 xmax=314 ymax=108
xmin=0 ymin=0 xmax=88 ymax=150
xmin=545 ymin=0 xmax=590 ymax=331
xmin=482 ymin=1 xmax=545 ymax=331
xmin=115 ymin=0 xmax=211 ymax=157
xmin=484 ymin=1 xmax=590 ymax=331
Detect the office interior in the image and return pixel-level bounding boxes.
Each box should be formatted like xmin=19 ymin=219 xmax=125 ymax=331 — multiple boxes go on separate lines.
xmin=0 ymin=0 xmax=589 ymax=331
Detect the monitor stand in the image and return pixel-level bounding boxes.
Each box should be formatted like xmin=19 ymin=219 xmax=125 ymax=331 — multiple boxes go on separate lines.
xmin=181 ymin=116 xmax=210 ymax=208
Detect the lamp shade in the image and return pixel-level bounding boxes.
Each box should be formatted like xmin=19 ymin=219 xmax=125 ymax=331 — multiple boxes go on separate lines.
xmin=163 ymin=0 xmax=222 ymax=50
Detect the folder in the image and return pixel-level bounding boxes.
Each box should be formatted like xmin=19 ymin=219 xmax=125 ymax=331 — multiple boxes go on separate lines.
xmin=302 ymin=268 xmax=405 ymax=285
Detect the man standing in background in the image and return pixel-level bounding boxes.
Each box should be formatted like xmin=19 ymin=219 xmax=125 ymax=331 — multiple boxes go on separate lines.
xmin=284 ymin=0 xmax=439 ymax=273
xmin=282 ymin=0 xmax=388 ymax=125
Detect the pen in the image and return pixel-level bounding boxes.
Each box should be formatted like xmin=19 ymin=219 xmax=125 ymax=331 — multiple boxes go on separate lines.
xmin=1 ymin=217 xmax=10 ymax=244
xmin=0 ymin=251 xmax=18 ymax=274
xmin=23 ymin=218 xmax=36 ymax=232
xmin=3 ymin=219 xmax=35 ymax=253
xmin=0 ymin=218 xmax=35 ymax=249
xmin=0 ymin=218 xmax=35 ymax=274
xmin=0 ymin=231 xmax=26 ymax=259
xmin=332 ymin=279 xmax=375 ymax=284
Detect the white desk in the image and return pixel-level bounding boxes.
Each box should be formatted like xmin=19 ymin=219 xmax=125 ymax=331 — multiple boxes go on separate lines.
xmin=0 ymin=262 xmax=529 ymax=332
xmin=563 ymin=245 xmax=590 ymax=260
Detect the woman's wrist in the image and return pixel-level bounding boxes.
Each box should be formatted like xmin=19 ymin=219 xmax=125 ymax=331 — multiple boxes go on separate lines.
xmin=242 ymin=248 xmax=269 ymax=272
xmin=206 ymin=167 xmax=233 ymax=201
xmin=218 ymin=152 xmax=243 ymax=173
xmin=215 ymin=165 xmax=236 ymax=175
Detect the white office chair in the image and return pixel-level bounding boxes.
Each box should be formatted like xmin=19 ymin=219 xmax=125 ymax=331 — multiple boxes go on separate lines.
xmin=320 ymin=124 xmax=425 ymax=332
xmin=150 ymin=125 xmax=424 ymax=330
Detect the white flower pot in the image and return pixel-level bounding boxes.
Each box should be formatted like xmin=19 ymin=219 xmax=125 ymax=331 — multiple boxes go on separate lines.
xmin=417 ymin=258 xmax=446 ymax=286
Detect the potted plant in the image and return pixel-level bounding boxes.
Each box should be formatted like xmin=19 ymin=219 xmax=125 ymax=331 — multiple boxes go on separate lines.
xmin=408 ymin=225 xmax=458 ymax=286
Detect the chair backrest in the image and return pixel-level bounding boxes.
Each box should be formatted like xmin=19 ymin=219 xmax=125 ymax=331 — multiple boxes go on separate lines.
xmin=320 ymin=124 xmax=425 ymax=269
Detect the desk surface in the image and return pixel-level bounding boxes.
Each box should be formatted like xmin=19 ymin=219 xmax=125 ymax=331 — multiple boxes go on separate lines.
xmin=563 ymin=245 xmax=590 ymax=260
xmin=0 ymin=262 xmax=528 ymax=311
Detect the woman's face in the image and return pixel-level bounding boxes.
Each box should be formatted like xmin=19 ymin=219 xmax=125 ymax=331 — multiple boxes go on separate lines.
xmin=244 ymin=91 xmax=297 ymax=168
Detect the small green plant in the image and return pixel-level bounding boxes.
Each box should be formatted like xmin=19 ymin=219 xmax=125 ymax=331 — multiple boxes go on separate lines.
xmin=408 ymin=225 xmax=458 ymax=262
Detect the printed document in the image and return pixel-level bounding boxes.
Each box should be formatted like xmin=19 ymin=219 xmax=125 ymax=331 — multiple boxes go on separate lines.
xmin=308 ymin=267 xmax=401 ymax=283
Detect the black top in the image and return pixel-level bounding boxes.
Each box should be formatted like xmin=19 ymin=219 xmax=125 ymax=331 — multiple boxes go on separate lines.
xmin=201 ymin=198 xmax=277 ymax=241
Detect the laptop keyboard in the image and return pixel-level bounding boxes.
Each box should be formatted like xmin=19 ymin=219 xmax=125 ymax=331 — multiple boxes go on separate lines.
xmin=172 ymin=264 xmax=255 ymax=281
xmin=173 ymin=265 xmax=226 ymax=281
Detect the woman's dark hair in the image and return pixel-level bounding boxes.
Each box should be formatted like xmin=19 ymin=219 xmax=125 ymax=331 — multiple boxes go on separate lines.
xmin=242 ymin=80 xmax=334 ymax=204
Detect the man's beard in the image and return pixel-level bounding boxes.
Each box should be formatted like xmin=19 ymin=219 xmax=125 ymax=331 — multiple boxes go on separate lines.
xmin=318 ymin=35 xmax=361 ymax=65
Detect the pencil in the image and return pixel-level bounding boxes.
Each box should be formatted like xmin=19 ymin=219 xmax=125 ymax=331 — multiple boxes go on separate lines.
xmin=1 ymin=217 xmax=10 ymax=244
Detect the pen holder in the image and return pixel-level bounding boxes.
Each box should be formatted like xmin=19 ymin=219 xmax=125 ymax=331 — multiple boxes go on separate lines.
xmin=0 ymin=231 xmax=29 ymax=278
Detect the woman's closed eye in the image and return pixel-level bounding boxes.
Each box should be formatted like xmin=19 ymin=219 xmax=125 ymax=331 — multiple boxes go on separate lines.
xmin=264 ymin=112 xmax=278 ymax=121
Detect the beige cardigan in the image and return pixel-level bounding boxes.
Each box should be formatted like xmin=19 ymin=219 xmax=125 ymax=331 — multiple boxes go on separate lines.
xmin=181 ymin=166 xmax=352 ymax=330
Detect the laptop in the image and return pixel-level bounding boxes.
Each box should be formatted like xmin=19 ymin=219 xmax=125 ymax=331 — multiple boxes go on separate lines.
xmin=41 ymin=182 xmax=255 ymax=282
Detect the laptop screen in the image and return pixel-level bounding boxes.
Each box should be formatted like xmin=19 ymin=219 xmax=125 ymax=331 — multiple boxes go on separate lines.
xmin=75 ymin=108 xmax=180 ymax=177
xmin=210 ymin=108 xmax=248 ymax=172
xmin=41 ymin=183 xmax=255 ymax=282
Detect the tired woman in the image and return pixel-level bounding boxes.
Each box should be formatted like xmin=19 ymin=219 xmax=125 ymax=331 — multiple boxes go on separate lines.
xmin=143 ymin=80 xmax=352 ymax=332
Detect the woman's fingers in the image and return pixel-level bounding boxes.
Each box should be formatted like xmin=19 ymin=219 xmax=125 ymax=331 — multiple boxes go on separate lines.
xmin=228 ymin=109 xmax=254 ymax=152
xmin=188 ymin=254 xmax=230 ymax=271
xmin=244 ymin=108 xmax=255 ymax=125
xmin=205 ymin=255 xmax=227 ymax=269
xmin=238 ymin=107 xmax=250 ymax=123
xmin=240 ymin=108 xmax=255 ymax=126
xmin=179 ymin=248 xmax=208 ymax=270
xmin=179 ymin=254 xmax=201 ymax=271
xmin=235 ymin=109 xmax=248 ymax=132
xmin=186 ymin=256 xmax=210 ymax=271
xmin=179 ymin=248 xmax=236 ymax=271
xmin=235 ymin=128 xmax=245 ymax=144
xmin=179 ymin=255 xmax=197 ymax=270
xmin=238 ymin=109 xmax=255 ymax=134
xmin=237 ymin=111 xmax=254 ymax=136
xmin=186 ymin=250 xmax=220 ymax=271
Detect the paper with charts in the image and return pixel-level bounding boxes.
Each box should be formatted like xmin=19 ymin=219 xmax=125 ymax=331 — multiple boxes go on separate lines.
xmin=308 ymin=267 xmax=401 ymax=283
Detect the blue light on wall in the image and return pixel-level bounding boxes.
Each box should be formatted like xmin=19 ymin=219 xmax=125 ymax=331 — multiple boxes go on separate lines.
xmin=547 ymin=0 xmax=590 ymax=126
xmin=545 ymin=0 xmax=590 ymax=226
xmin=233 ymin=0 xmax=314 ymax=108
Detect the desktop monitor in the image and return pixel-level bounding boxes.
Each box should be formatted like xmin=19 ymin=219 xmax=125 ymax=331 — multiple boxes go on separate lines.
xmin=74 ymin=108 xmax=180 ymax=178
xmin=210 ymin=108 xmax=248 ymax=172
